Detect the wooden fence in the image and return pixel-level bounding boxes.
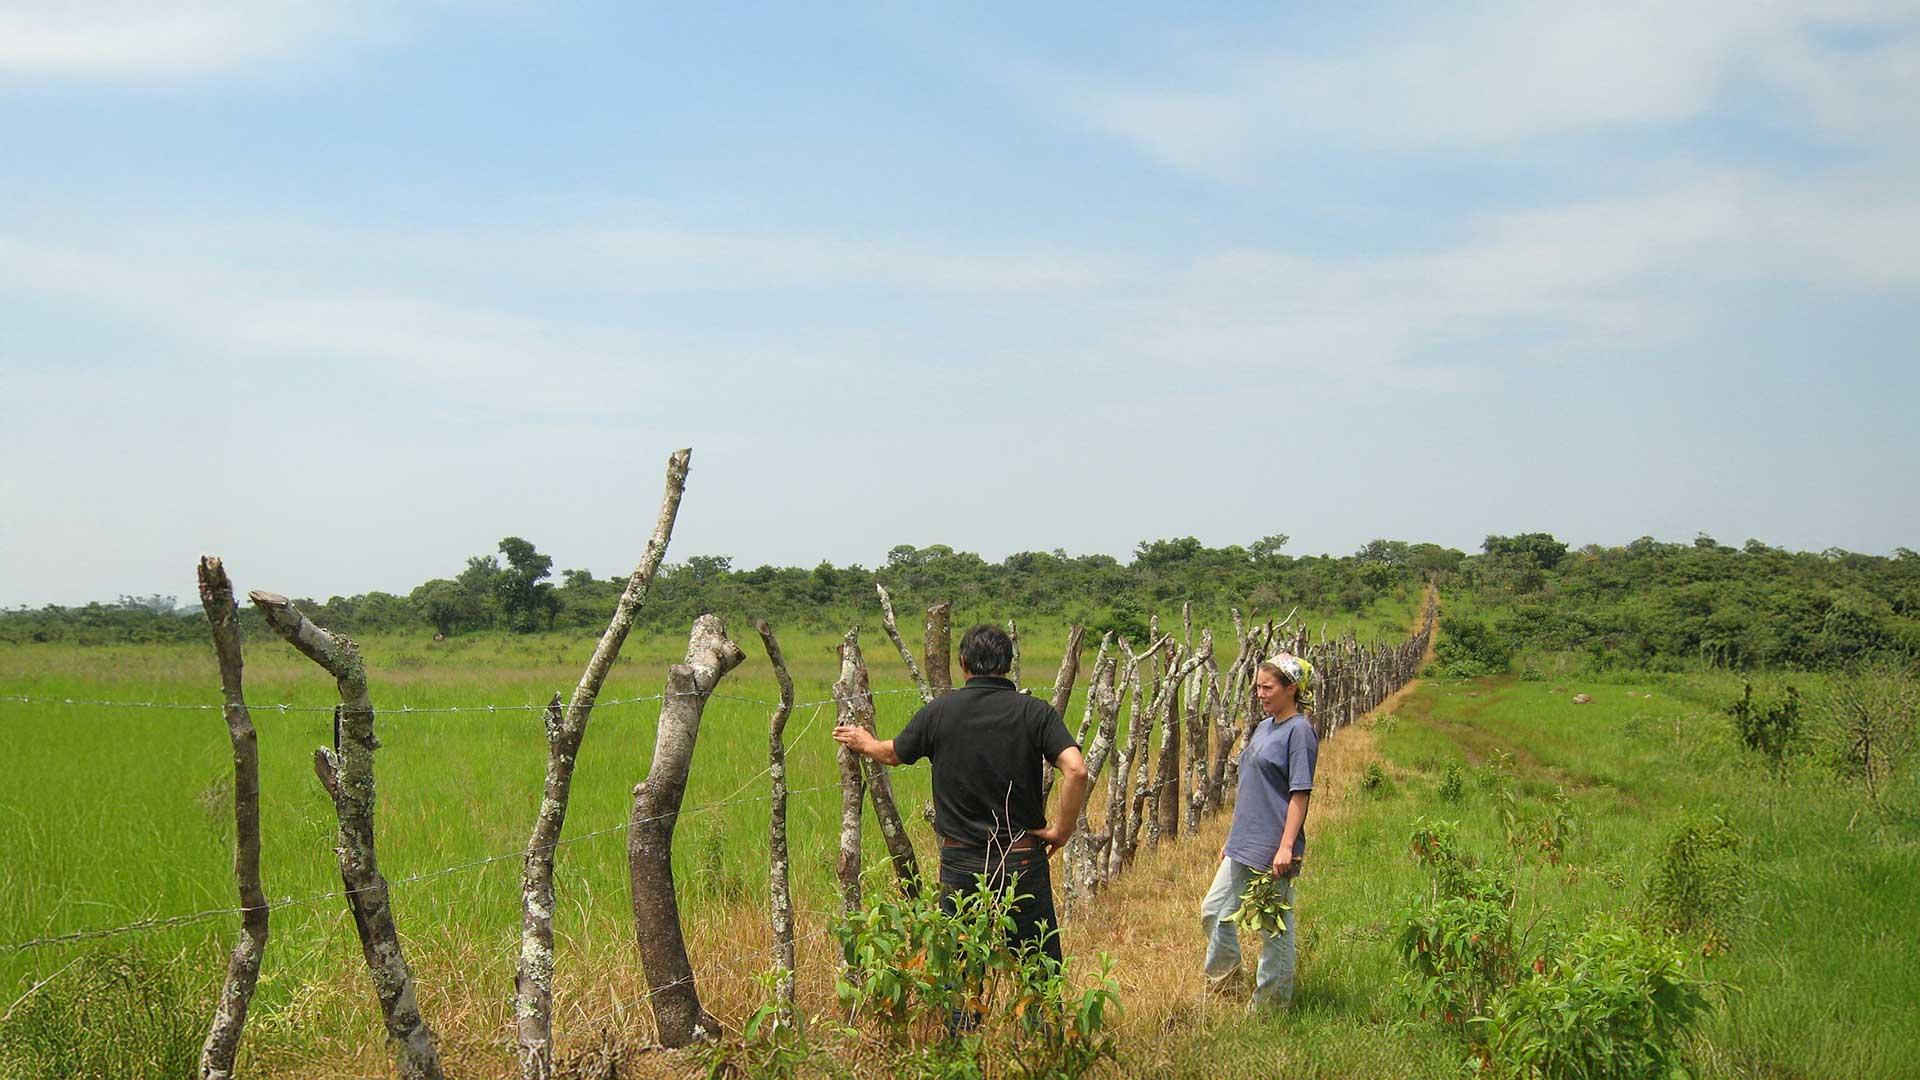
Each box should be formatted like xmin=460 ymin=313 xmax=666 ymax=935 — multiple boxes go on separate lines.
xmin=184 ymin=448 xmax=1436 ymax=1079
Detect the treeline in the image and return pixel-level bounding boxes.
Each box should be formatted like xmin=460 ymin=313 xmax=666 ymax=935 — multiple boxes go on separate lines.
xmin=14 ymin=533 xmax=1916 ymax=673
xmin=1441 ymin=533 xmax=1920 ymax=672
xmin=0 ymin=535 xmax=1454 ymax=648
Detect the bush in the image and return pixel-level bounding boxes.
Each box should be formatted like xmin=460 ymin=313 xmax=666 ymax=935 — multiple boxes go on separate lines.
xmin=808 ymin=871 xmax=1120 ymax=1079
xmin=1434 ymin=617 xmax=1512 ymax=677
xmin=1479 ymin=920 xmax=1711 ymax=1080
xmin=1398 ymin=819 xmax=1519 ymax=1027
xmin=1817 ymin=661 xmax=1920 ymax=808
xmin=1726 ymin=681 xmax=1801 ymax=766
xmin=1360 ymin=761 xmax=1392 ymax=797
xmin=1437 ymin=763 xmax=1467 ymax=803
xmin=1643 ymin=812 xmax=1747 ymax=955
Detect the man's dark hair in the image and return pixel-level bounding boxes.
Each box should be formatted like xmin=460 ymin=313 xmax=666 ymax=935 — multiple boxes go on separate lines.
xmin=958 ymin=624 xmax=1014 ymax=677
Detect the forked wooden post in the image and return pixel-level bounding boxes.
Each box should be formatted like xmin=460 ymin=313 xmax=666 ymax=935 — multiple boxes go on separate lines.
xmin=196 ymin=557 xmax=267 ymax=1080
xmin=832 ymin=630 xmax=867 ymax=915
xmin=249 ymin=590 xmax=443 ymax=1080
xmin=516 ymin=447 xmax=690 ymax=1080
xmin=628 ymin=614 xmax=746 ymax=1048
xmin=875 ymin=582 xmax=933 ymax=705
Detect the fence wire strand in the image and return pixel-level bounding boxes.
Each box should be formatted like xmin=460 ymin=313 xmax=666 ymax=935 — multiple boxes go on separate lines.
xmin=1 ymin=776 xmax=854 ymax=956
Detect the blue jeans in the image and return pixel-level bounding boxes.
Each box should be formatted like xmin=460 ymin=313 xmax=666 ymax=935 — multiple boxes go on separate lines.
xmin=1200 ymin=857 xmax=1296 ymax=1009
xmin=937 ymin=844 xmax=1063 ymax=967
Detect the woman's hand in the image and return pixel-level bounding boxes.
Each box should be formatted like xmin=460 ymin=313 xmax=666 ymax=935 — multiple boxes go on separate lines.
xmin=1270 ymin=847 xmax=1295 ymax=878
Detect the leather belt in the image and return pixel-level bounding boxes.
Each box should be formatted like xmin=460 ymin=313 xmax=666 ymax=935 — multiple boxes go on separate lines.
xmin=940 ymin=834 xmax=1042 ymax=852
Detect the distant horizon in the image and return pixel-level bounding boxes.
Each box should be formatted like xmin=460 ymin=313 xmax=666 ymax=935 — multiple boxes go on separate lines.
xmin=8 ymin=527 xmax=1910 ymax=612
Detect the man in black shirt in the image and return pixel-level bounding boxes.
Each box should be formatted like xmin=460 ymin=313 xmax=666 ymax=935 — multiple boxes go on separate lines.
xmin=833 ymin=623 xmax=1090 ymax=964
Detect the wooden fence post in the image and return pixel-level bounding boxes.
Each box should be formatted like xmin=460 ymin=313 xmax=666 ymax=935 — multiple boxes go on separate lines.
xmin=196 ymin=558 xmax=267 ymax=1080
xmin=836 ymin=628 xmax=920 ymax=893
xmin=924 ymin=601 xmax=953 ymax=694
xmin=516 ymin=447 xmax=690 ymax=1079
xmin=628 ymin=614 xmax=746 ymax=1048
xmin=754 ymin=620 xmax=798 ymax=1022
xmin=249 ymin=591 xmax=443 ymax=1080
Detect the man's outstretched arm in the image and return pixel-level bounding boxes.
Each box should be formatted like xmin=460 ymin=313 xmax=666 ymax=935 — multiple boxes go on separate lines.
xmin=1030 ymin=746 xmax=1088 ymax=857
xmin=832 ymin=724 xmax=902 ymax=766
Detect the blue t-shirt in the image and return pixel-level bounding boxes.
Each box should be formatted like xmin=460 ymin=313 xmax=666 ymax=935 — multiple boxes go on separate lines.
xmin=1223 ymin=713 xmax=1318 ymax=869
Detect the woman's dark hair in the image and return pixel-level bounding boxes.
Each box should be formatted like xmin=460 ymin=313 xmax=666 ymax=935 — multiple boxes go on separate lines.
xmin=958 ymin=624 xmax=1014 ymax=677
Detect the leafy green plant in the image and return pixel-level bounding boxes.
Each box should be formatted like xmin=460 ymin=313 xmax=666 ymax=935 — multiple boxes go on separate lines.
xmin=701 ymin=968 xmax=814 ymax=1080
xmin=1398 ymin=819 xmax=1519 ymax=1028
xmin=1360 ymin=761 xmax=1392 ymax=797
xmin=1478 ymin=919 xmax=1712 ymax=1080
xmin=829 ymin=870 xmax=1120 ymax=1078
xmin=1223 ymin=870 xmax=1293 ymax=937
xmin=1479 ymin=748 xmax=1515 ymax=793
xmin=1727 ymin=681 xmax=1801 ymax=766
xmin=1437 ymin=762 xmax=1467 ymax=803
xmin=1643 ymin=811 xmax=1747 ymax=955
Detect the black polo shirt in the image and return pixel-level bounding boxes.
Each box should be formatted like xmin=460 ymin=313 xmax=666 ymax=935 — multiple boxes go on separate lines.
xmin=892 ymin=675 xmax=1077 ymax=848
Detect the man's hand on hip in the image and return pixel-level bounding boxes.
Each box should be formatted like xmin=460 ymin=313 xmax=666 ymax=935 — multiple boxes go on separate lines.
xmin=1029 ymin=820 xmax=1073 ymax=858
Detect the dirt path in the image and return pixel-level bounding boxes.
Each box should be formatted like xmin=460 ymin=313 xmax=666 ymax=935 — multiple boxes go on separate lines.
xmin=1078 ymin=585 xmax=1438 ymax=1059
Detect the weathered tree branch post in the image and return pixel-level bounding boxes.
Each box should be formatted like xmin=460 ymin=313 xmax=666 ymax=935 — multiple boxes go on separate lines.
xmin=835 ymin=628 xmax=920 ymax=894
xmin=516 ymin=447 xmax=690 ymax=1079
xmin=924 ymin=600 xmax=954 ymax=694
xmin=1156 ymin=627 xmax=1211 ymax=843
xmin=628 ymin=614 xmax=746 ymax=1048
xmin=833 ymin=631 xmax=867 ymax=916
xmin=1007 ymin=617 xmax=1021 ymax=687
xmin=755 ymin=620 xmax=798 ymax=1022
xmin=1041 ymin=624 xmax=1087 ymax=799
xmin=875 ymin=582 xmax=934 ymax=705
xmin=249 ymin=591 xmax=443 ymax=1080
xmin=196 ymin=558 xmax=267 ymax=1080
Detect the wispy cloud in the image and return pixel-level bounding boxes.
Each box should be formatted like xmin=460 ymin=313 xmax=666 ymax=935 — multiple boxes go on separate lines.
xmin=1051 ymin=3 xmax=1920 ymax=183
xmin=0 ymin=1 xmax=396 ymax=77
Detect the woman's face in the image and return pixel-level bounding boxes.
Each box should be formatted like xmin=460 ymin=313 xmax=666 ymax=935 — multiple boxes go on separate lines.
xmin=1254 ymin=667 xmax=1295 ymax=717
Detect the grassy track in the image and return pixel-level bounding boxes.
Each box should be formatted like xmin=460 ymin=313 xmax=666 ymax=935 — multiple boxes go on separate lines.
xmin=1116 ymin=672 xmax=1918 ymax=1078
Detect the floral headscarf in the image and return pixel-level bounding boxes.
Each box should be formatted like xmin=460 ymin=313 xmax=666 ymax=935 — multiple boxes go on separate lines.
xmin=1265 ymin=651 xmax=1314 ymax=711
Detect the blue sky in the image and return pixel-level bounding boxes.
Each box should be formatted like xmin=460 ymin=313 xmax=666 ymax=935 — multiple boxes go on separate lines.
xmin=3 ymin=3 xmax=1917 ymax=607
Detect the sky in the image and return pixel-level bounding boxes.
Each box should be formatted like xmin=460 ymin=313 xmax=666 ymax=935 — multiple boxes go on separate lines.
xmin=3 ymin=2 xmax=1918 ymax=608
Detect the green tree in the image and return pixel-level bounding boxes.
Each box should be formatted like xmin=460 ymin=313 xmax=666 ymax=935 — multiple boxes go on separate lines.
xmin=494 ymin=537 xmax=562 ymax=633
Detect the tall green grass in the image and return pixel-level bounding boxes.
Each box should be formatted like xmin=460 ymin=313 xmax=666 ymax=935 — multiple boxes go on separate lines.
xmin=0 ymin=592 xmax=1419 ymax=1070
xmin=1182 ymin=672 xmax=1919 ymax=1078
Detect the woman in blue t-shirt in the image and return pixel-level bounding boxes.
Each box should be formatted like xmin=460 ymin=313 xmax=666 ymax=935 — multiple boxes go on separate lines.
xmin=1201 ymin=651 xmax=1318 ymax=1009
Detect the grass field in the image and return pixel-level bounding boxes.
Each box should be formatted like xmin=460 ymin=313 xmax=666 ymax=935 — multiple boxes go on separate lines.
xmin=6 ymin=588 xmax=1914 ymax=1078
xmin=0 ymin=593 xmax=1420 ymax=1077
xmin=1093 ymin=670 xmax=1918 ymax=1079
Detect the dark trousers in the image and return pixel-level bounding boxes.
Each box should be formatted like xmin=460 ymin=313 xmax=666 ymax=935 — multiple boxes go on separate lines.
xmin=936 ymin=844 xmax=1063 ymax=967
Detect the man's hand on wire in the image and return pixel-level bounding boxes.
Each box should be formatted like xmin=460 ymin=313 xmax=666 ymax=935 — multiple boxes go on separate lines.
xmin=1029 ymin=819 xmax=1073 ymax=858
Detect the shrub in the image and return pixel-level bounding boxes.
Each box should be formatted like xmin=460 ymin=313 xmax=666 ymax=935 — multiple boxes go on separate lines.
xmin=812 ymin=871 xmax=1120 ymax=1079
xmin=1437 ymin=763 xmax=1466 ymax=803
xmin=1726 ymin=681 xmax=1801 ymax=766
xmin=1479 ymin=920 xmax=1711 ymax=1080
xmin=1434 ymin=617 xmax=1512 ymax=677
xmin=1399 ymin=819 xmax=1519 ymax=1027
xmin=1360 ymin=761 xmax=1392 ymax=797
xmin=1642 ymin=811 xmax=1747 ymax=955
xmin=1817 ymin=661 xmax=1920 ymax=807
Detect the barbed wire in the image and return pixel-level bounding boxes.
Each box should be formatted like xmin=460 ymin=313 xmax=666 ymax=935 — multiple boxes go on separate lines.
xmin=1 ymin=776 xmax=856 ymax=956
xmin=0 ymin=686 xmax=935 ymax=716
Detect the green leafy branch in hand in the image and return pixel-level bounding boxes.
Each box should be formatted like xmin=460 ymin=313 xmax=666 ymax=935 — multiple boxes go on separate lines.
xmin=1223 ymin=870 xmax=1292 ymax=937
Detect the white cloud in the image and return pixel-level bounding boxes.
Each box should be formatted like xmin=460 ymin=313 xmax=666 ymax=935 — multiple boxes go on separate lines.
xmin=0 ymin=1 xmax=393 ymax=77
xmin=1052 ymin=3 xmax=1920 ymax=182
